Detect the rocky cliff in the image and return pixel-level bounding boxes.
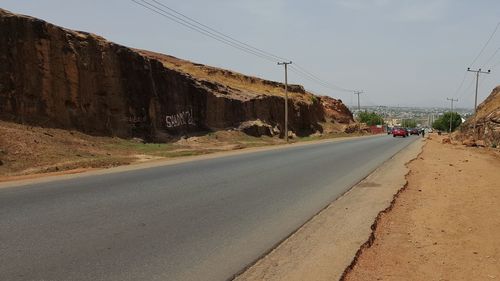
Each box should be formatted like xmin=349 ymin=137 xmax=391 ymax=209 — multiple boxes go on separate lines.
xmin=457 ymin=86 xmax=500 ymax=147
xmin=0 ymin=9 xmax=354 ymax=141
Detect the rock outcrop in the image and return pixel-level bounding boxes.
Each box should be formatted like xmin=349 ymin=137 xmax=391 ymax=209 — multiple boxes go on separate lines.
xmin=237 ymin=120 xmax=276 ymax=137
xmin=0 ymin=9 xmax=354 ymax=141
xmin=457 ymin=86 xmax=500 ymax=147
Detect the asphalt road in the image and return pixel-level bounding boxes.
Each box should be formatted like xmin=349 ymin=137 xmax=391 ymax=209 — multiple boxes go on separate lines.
xmin=0 ymin=134 xmax=418 ymax=281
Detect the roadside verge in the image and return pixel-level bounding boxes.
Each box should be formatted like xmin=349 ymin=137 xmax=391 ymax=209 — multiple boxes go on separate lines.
xmin=234 ymin=138 xmax=423 ymax=281
xmin=0 ymin=134 xmax=378 ymax=189
xmin=342 ymin=135 xmax=500 ymax=280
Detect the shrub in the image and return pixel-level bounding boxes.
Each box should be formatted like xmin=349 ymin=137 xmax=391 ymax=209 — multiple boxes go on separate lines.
xmin=432 ymin=112 xmax=462 ymax=132
xmin=357 ymin=111 xmax=385 ymax=126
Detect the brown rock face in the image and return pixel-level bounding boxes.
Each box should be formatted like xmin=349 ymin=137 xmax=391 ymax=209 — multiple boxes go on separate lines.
xmin=238 ymin=120 xmax=275 ymax=137
xmin=320 ymin=96 xmax=354 ymax=124
xmin=457 ymin=86 xmax=500 ymax=147
xmin=0 ymin=9 xmax=354 ymax=141
xmin=462 ymin=138 xmax=477 ymax=147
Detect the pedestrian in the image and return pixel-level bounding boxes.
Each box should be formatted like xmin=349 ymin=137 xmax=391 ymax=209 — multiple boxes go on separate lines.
xmin=421 ymin=129 xmax=425 ymax=138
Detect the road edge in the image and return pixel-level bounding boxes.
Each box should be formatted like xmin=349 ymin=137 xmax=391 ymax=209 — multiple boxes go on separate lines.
xmin=233 ymin=138 xmax=424 ymax=281
xmin=0 ymin=134 xmax=380 ymax=189
xmin=339 ymin=140 xmax=427 ymax=280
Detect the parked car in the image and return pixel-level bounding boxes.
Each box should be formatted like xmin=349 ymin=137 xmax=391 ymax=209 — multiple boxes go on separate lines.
xmin=387 ymin=127 xmax=393 ymax=135
xmin=392 ymin=127 xmax=408 ymax=137
xmin=409 ymin=128 xmax=420 ymax=135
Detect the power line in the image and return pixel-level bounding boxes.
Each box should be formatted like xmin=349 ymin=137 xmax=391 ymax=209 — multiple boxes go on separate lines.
xmin=454 ymin=71 xmax=468 ymax=96
xmin=481 ymin=45 xmax=500 ymax=68
xmin=457 ymin=75 xmax=475 ymax=100
xmin=149 ymin=0 xmax=288 ymax=62
xmin=491 ymin=57 xmax=500 ymax=69
xmin=354 ymin=91 xmax=363 ymax=111
xmin=446 ymin=98 xmax=458 ymax=133
xmin=131 ymin=0 xmax=359 ymax=98
xmin=288 ymin=66 xmax=355 ymax=94
xmin=277 ymin=61 xmax=292 ymax=142
xmin=131 ymin=0 xmax=280 ymax=63
xmin=469 ymin=21 xmax=500 ymax=67
xmin=467 ymin=68 xmax=491 ymax=132
xmin=458 ymin=74 xmax=489 ymax=104
xmin=454 ymin=21 xmax=500 ymax=97
xmin=291 ymin=64 xmax=356 ymax=93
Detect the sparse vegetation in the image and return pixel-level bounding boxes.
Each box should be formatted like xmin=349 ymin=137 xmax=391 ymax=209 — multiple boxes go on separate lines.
xmin=357 ymin=111 xmax=385 ymax=126
xmin=309 ymin=95 xmax=319 ymax=104
xmin=401 ymin=119 xmax=417 ymax=128
xmin=0 ymin=119 xmax=364 ymax=179
xmin=137 ymin=50 xmax=312 ymax=102
xmin=432 ymin=112 xmax=462 ymax=132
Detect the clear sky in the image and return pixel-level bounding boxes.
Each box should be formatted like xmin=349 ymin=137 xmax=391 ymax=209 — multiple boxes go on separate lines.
xmin=2 ymin=0 xmax=500 ymax=108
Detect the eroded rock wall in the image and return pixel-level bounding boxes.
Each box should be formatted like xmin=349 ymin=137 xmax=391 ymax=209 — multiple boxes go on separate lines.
xmin=0 ymin=9 xmax=353 ymax=141
xmin=457 ymin=86 xmax=500 ymax=147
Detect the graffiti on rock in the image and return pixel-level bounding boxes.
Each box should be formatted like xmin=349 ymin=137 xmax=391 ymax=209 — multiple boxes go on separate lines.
xmin=124 ymin=115 xmax=148 ymax=128
xmin=126 ymin=115 xmax=147 ymax=123
xmin=165 ymin=110 xmax=195 ymax=128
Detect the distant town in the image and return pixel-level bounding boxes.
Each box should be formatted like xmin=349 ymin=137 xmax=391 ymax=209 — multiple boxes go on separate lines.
xmin=349 ymin=106 xmax=474 ymax=128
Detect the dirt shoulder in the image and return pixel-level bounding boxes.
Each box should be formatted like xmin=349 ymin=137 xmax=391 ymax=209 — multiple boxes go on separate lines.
xmin=234 ymin=138 xmax=423 ymax=281
xmin=343 ymin=135 xmax=500 ymax=281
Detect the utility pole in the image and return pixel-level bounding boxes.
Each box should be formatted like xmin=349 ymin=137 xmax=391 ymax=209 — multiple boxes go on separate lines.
xmin=278 ymin=61 xmax=292 ymax=142
xmin=447 ymin=98 xmax=458 ymax=133
xmin=354 ymin=91 xmax=363 ymax=112
xmin=467 ymin=68 xmax=491 ymax=132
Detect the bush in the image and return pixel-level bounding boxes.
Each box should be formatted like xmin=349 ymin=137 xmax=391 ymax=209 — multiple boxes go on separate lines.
xmin=309 ymin=95 xmax=319 ymax=104
xmin=357 ymin=111 xmax=385 ymax=126
xmin=401 ymin=119 xmax=417 ymax=128
xmin=432 ymin=112 xmax=462 ymax=132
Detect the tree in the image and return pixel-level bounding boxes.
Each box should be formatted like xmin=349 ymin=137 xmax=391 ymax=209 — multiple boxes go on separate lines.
xmin=401 ymin=119 xmax=417 ymax=128
xmin=432 ymin=112 xmax=462 ymax=132
xmin=357 ymin=111 xmax=385 ymax=126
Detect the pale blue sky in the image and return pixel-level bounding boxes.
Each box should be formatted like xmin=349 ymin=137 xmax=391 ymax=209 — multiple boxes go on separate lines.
xmin=2 ymin=0 xmax=500 ymax=108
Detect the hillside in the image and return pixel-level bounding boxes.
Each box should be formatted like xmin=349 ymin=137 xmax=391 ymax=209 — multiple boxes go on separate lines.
xmin=0 ymin=8 xmax=354 ymax=142
xmin=457 ymin=86 xmax=500 ymax=146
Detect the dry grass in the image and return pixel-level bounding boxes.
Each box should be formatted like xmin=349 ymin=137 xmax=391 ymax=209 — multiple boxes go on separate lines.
xmin=0 ymin=120 xmax=363 ymax=179
xmin=0 ymin=121 xmax=281 ymax=177
xmin=475 ymin=86 xmax=500 ymax=120
xmin=137 ymin=50 xmax=313 ymax=103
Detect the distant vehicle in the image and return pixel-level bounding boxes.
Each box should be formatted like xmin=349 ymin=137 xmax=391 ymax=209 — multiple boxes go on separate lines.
xmin=387 ymin=127 xmax=393 ymax=135
xmin=409 ymin=128 xmax=419 ymax=135
xmin=392 ymin=127 xmax=408 ymax=137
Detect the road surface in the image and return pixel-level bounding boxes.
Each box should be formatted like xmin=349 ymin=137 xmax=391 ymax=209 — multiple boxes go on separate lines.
xmin=0 ymin=135 xmax=418 ymax=281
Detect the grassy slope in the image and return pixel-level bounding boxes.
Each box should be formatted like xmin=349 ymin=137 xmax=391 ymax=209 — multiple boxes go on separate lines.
xmin=0 ymin=120 xmax=360 ymax=178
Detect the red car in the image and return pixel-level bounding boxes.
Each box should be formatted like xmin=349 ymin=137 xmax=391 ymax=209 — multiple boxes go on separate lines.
xmin=409 ymin=128 xmax=420 ymax=135
xmin=392 ymin=127 xmax=408 ymax=137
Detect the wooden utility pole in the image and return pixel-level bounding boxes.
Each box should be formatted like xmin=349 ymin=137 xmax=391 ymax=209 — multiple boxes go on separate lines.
xmin=447 ymin=98 xmax=458 ymax=133
xmin=278 ymin=61 xmax=292 ymax=142
xmin=467 ymin=68 xmax=491 ymax=132
xmin=354 ymin=91 xmax=363 ymax=112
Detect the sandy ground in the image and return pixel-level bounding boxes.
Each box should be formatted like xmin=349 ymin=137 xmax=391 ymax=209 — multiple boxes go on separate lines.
xmin=343 ymin=135 xmax=500 ymax=281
